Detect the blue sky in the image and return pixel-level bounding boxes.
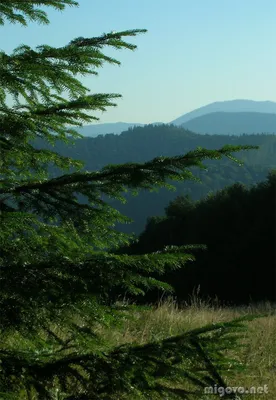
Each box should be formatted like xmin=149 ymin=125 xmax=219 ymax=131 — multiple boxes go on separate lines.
xmin=3 ymin=0 xmax=276 ymax=123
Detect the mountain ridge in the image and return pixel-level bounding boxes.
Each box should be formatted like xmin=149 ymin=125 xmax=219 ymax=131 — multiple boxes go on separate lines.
xmin=181 ymin=111 xmax=276 ymax=135
xmin=170 ymin=99 xmax=276 ymax=125
xmin=74 ymin=99 xmax=276 ymax=137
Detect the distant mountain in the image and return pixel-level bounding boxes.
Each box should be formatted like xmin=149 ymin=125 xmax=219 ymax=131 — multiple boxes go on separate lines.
xmin=72 ymin=99 xmax=276 ymax=136
xmin=74 ymin=122 xmax=144 ymax=137
xmin=181 ymin=111 xmax=276 ymax=135
xmin=171 ymin=99 xmax=276 ymax=126
xmin=74 ymin=122 xmax=163 ymax=137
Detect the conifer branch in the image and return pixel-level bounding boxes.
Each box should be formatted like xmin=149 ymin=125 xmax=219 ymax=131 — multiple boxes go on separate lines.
xmin=0 ymin=145 xmax=258 ymax=197
xmin=0 ymin=1 xmax=78 ymax=26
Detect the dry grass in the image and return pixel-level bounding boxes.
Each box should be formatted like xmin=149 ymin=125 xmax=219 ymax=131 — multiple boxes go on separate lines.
xmin=96 ymin=297 xmax=276 ymax=399
xmin=4 ymin=298 xmax=276 ymax=399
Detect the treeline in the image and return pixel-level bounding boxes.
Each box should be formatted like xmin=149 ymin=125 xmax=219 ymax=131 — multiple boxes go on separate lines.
xmin=49 ymin=124 xmax=276 ymax=169
xmin=117 ymin=171 xmax=276 ymax=305
xmin=40 ymin=124 xmax=276 ymax=234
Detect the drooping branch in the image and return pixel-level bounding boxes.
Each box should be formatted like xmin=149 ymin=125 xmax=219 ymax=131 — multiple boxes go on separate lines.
xmin=0 ymin=145 xmax=258 ymax=198
xmin=0 ymin=29 xmax=147 ymax=108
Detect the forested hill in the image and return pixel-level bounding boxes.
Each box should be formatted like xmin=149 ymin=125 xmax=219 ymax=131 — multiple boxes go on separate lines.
xmin=43 ymin=124 xmax=276 ymax=234
xmin=170 ymin=99 xmax=276 ymax=125
xmin=49 ymin=124 xmax=276 ymax=169
xmin=181 ymin=112 xmax=276 ymax=135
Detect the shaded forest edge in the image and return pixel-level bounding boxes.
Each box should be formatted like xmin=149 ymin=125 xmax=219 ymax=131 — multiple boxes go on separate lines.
xmin=115 ymin=171 xmax=276 ymax=305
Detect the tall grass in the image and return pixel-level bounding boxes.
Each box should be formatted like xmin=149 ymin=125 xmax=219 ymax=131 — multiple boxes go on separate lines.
xmin=96 ymin=297 xmax=276 ymax=399
xmin=3 ymin=297 xmax=275 ymax=399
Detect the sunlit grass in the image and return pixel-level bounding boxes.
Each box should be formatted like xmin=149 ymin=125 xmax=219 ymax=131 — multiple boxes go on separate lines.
xmin=96 ymin=297 xmax=276 ymax=399
xmin=3 ymin=297 xmax=275 ymax=399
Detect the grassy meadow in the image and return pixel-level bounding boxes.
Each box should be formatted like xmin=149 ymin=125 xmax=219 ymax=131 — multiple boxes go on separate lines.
xmin=4 ymin=297 xmax=275 ymax=399
xmin=96 ymin=297 xmax=276 ymax=399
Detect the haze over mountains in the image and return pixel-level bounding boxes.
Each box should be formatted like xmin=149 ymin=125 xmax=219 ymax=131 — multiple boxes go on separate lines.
xmin=75 ymin=121 xmax=162 ymax=137
xmin=181 ymin=112 xmax=276 ymax=135
xmin=77 ymin=122 xmax=144 ymax=137
xmin=170 ymin=99 xmax=276 ymax=125
xmin=76 ymin=99 xmax=276 ymax=137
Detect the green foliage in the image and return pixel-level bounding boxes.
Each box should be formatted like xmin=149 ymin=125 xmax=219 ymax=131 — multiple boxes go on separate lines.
xmin=165 ymin=194 xmax=196 ymax=218
xmin=0 ymin=1 xmax=261 ymax=399
xmin=0 ymin=1 xmax=78 ymax=26
xmin=1 ymin=315 xmax=255 ymax=399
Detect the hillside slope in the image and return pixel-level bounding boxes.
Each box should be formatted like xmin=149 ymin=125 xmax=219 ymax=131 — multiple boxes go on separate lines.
xmin=181 ymin=111 xmax=276 ymax=135
xmin=171 ymin=99 xmax=276 ymax=126
xmin=40 ymin=125 xmax=276 ymax=235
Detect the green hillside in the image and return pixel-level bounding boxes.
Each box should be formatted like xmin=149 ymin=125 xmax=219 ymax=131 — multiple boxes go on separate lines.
xmin=40 ymin=125 xmax=276 ymax=234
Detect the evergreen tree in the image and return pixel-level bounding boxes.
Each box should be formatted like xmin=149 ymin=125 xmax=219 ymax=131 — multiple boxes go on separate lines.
xmin=0 ymin=1 xmax=259 ymax=398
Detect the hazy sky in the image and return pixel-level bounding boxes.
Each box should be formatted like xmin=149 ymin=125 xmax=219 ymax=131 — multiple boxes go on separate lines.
xmin=3 ymin=0 xmax=276 ymax=123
